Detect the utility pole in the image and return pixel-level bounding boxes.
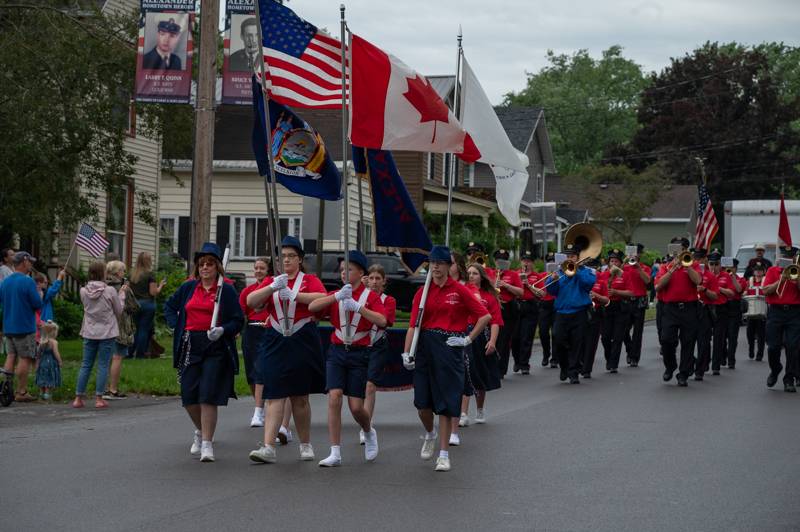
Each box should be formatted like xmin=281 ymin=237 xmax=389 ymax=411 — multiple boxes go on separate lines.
xmin=189 ymin=0 xmax=220 ymax=262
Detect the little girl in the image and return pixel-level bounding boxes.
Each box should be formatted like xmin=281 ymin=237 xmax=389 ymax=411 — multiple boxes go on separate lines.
xmin=36 ymin=321 xmax=62 ymax=400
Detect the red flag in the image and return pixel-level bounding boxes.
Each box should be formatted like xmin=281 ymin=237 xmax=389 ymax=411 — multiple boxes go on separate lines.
xmin=778 ymin=193 xmax=793 ymax=248
xmin=694 ymin=184 xmax=719 ymax=251
xmin=349 ymin=34 xmax=480 ymax=162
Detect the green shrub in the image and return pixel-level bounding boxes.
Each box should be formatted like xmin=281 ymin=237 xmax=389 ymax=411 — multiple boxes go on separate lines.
xmin=53 ymin=297 xmax=83 ymax=339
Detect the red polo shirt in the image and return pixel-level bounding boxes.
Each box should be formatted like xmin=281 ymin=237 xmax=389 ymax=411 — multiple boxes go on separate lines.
xmin=410 ymin=277 xmax=489 ymax=333
xmin=317 ymin=284 xmax=386 ymax=347
xmin=623 ymin=263 xmax=651 ymax=297
xmin=239 ymin=281 xmax=269 ymax=322
xmin=591 ymin=278 xmax=609 ymax=309
xmin=518 ymin=269 xmax=537 ymax=301
xmin=698 ymin=269 xmax=720 ymax=305
xmin=185 ymin=282 xmax=217 ymax=331
xmin=656 ymin=263 xmax=701 ymax=303
xmin=496 ymin=269 xmax=522 ymax=303
xmin=608 ymin=273 xmax=631 ymax=302
xmin=764 ymin=266 xmax=800 ymax=305
xmin=256 ymin=273 xmax=327 ymax=322
xmin=529 ymin=271 xmax=555 ymax=302
xmin=715 ymin=271 xmax=735 ymax=305
xmin=466 ymin=285 xmax=504 ymax=326
xmin=730 ymin=274 xmax=745 ymax=301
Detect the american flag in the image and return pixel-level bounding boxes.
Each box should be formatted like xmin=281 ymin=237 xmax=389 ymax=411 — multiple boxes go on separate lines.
xmin=256 ymin=0 xmax=346 ymax=109
xmin=694 ymin=184 xmax=719 ymax=251
xmin=75 ymin=223 xmax=110 ymax=258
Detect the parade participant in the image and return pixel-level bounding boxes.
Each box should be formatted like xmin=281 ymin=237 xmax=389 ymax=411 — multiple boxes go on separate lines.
xmin=239 ymin=257 xmax=271 ymax=428
xmin=401 ymin=246 xmax=491 ymax=472
xmin=453 ymin=263 xmax=503 ymax=441
xmin=657 ymin=238 xmax=691 ymax=356
xmin=622 ymin=243 xmax=651 ymax=367
xmin=745 ymin=262 xmax=767 ymax=360
xmin=308 ymin=250 xmax=386 ymax=466
xmin=694 ymin=249 xmax=719 ymax=380
xmin=487 ymin=249 xmax=523 ymax=376
xmin=601 ymin=249 xmax=634 ymax=373
xmin=361 ymin=264 xmax=396 ymax=444
xmin=582 ymin=258 xmax=609 ymax=379
xmin=708 ymin=250 xmax=734 ymax=374
xmin=465 ymin=242 xmax=487 ymax=267
xmin=514 ymin=251 xmax=539 ymax=375
xmin=654 ymin=241 xmax=703 ymax=387
xmin=164 ymin=243 xmax=243 ymax=462
xmin=536 ymin=252 xmax=557 ymax=367
xmin=247 ymin=237 xmax=327 ymax=464
xmin=761 ymin=246 xmax=800 ymax=393
xmin=723 ymin=257 xmax=745 ymax=368
xmin=546 ymin=243 xmax=596 ymax=384
xmin=744 ymin=243 xmax=773 ymax=278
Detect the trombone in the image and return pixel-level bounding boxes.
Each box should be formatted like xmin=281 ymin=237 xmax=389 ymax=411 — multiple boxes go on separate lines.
xmin=776 ymin=258 xmax=800 ymax=297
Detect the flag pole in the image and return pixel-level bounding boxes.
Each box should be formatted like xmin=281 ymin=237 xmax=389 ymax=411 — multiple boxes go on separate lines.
xmin=340 ymin=4 xmax=352 ymax=344
xmin=444 ymin=26 xmax=463 ymax=247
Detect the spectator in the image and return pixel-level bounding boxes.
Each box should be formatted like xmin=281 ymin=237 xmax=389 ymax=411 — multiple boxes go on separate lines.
xmin=0 ymin=251 xmax=43 ymax=401
xmin=0 ymin=248 xmax=14 ymax=283
xmin=35 ymin=269 xmax=65 ymax=323
xmin=72 ymin=261 xmax=124 ymax=409
xmin=104 ymin=261 xmax=137 ymax=399
xmin=35 ymin=320 xmax=62 ymax=400
xmin=129 ymin=252 xmax=166 ymax=358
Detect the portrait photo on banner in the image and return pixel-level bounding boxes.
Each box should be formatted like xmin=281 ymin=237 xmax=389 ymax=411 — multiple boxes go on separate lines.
xmin=228 ymin=14 xmax=261 ymax=73
xmin=142 ymin=12 xmax=189 ymax=71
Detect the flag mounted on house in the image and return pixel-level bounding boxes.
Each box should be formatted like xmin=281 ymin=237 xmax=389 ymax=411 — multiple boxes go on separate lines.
xmin=349 ymin=34 xmax=480 ymax=162
xmin=251 ymin=78 xmax=342 ymax=201
xmin=352 ymin=146 xmax=432 ymax=272
xmin=694 ymin=183 xmax=719 ymax=251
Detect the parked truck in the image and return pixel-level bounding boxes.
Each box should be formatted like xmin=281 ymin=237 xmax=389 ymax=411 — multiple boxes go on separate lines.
xmin=724 ymin=199 xmax=800 ymax=272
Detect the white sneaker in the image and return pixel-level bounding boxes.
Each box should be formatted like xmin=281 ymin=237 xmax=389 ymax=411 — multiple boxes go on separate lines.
xmin=318 ymin=453 xmax=342 ymax=467
xmin=299 ymin=443 xmax=315 ymax=461
xmin=250 ymin=410 xmax=265 ymax=428
xmin=435 ymin=456 xmax=451 ymax=472
xmin=364 ymin=428 xmax=379 ymax=461
xmin=359 ymin=429 xmax=366 ymax=445
xmin=475 ymin=408 xmax=486 ymax=424
xmin=200 ymin=442 xmax=215 ymax=462
xmin=458 ymin=412 xmax=470 ymax=427
xmin=190 ymin=430 xmax=202 ymax=456
xmin=420 ymin=434 xmax=436 ymax=460
xmin=249 ymin=444 xmax=277 ymax=464
xmin=449 ymin=433 xmax=461 ymax=446
xmin=277 ymin=426 xmax=293 ymax=445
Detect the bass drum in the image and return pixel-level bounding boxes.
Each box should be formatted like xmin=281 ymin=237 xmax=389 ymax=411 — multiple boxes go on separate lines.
xmin=744 ymin=295 xmax=767 ymax=319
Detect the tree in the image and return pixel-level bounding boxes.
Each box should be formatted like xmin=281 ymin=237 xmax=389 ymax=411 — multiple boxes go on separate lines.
xmin=503 ymin=46 xmax=648 ymax=175
xmin=423 ymin=210 xmax=517 ymax=264
xmin=578 ymin=163 xmax=671 ymax=243
xmin=622 ymin=42 xmax=800 ymax=200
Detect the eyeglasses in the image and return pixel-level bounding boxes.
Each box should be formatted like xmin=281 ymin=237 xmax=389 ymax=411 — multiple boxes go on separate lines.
xmin=198 ymin=260 xmax=217 ymax=268
xmin=281 ymin=253 xmax=299 ymax=260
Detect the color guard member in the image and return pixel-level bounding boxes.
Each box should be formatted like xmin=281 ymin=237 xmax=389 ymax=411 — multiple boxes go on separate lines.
xmin=239 ymin=257 xmax=271 ymax=428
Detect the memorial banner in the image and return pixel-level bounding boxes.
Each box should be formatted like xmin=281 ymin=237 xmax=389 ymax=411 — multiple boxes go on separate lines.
xmin=222 ymin=0 xmax=256 ymax=105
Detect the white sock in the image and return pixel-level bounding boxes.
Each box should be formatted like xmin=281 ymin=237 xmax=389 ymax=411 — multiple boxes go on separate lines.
xmin=201 ymin=440 xmax=213 ymax=448
xmin=254 ymin=407 xmax=264 ymax=416
xmin=426 ymin=430 xmax=436 ymax=439
xmin=439 ymin=450 xmax=449 ymax=459
xmin=330 ymin=445 xmax=341 ymax=458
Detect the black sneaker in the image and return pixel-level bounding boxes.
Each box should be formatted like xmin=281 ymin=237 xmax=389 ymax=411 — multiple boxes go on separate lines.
xmin=712 ymin=370 xmax=720 ymax=376
xmin=581 ymin=373 xmax=592 ymax=379
xmin=609 ymin=368 xmax=618 ymax=374
xmin=541 ymin=358 xmax=549 ymax=367
xmin=559 ymin=368 xmax=568 ymax=382
xmin=513 ymin=364 xmax=521 ymax=373
xmin=767 ymin=372 xmax=779 ymax=387
xmin=569 ymin=376 xmax=580 ymax=384
xmin=663 ymin=370 xmax=674 ymax=382
xmin=784 ymin=383 xmax=797 ymax=393
xmin=521 ymin=367 xmax=530 ymax=375
xmin=677 ymin=376 xmax=688 ymax=387
xmin=550 ymin=361 xmax=559 ymax=369
xmin=748 ymin=352 xmax=755 ymax=360
xmin=694 ymin=374 xmax=703 ymax=381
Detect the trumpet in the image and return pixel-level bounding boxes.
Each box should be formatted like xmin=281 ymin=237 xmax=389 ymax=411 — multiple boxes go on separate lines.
xmin=494 ymin=268 xmax=502 ymax=293
xmin=627 ymin=256 xmax=638 ymax=266
xmin=609 ymin=264 xmax=623 ymax=278
xmin=665 ymin=251 xmax=694 ymax=274
xmin=725 ymin=267 xmax=737 ymax=275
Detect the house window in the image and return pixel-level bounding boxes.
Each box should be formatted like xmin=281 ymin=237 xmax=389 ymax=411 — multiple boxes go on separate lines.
xmin=442 ymin=155 xmax=451 ymax=186
xmin=231 ymin=215 xmax=302 ymax=259
xmin=427 ymin=153 xmax=435 ymax=180
xmin=107 ymin=186 xmax=128 ymax=261
xmin=159 ymin=216 xmax=178 ymax=253
xmin=468 ymin=164 xmax=475 ymax=187
xmin=360 ymin=221 xmax=373 ymax=252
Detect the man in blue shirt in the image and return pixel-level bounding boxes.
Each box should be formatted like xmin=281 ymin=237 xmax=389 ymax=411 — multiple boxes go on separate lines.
xmin=0 ymin=251 xmax=42 ymax=401
xmin=546 ymin=243 xmax=596 ymax=384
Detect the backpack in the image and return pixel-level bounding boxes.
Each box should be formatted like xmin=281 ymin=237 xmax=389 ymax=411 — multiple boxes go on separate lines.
xmin=117 ymin=289 xmax=140 ymax=346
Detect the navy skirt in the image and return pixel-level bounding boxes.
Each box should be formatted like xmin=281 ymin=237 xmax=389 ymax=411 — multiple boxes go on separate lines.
xmin=366 ymin=337 xmax=390 ymax=383
xmin=257 ymin=322 xmax=326 ymax=400
xmin=180 ymin=331 xmax=235 ymax=407
xmin=241 ymin=324 xmax=267 ymax=385
xmin=413 ymin=330 xmax=464 ymax=418
xmin=469 ymin=328 xmax=502 ymax=392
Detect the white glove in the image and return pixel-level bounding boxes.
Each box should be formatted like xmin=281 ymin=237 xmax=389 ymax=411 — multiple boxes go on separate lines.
xmin=207 ymin=326 xmax=224 ymax=342
xmin=446 ymin=336 xmax=472 ymax=348
xmin=342 ymin=297 xmax=362 ymax=313
xmin=269 ymin=274 xmax=288 ymax=291
xmin=278 ymin=287 xmax=293 ymax=301
xmin=335 ymin=283 xmax=353 ymax=301
xmin=401 ymin=351 xmax=415 ymax=370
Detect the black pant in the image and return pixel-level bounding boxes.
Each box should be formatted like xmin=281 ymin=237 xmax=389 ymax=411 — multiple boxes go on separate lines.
xmin=553 ymin=309 xmax=589 ymax=379
xmin=695 ymin=305 xmax=714 ymax=376
xmin=514 ymin=300 xmax=539 ymax=370
xmin=725 ymin=300 xmax=742 ymax=365
xmin=711 ymin=304 xmax=729 ymax=371
xmin=660 ymin=301 xmax=698 ymax=379
xmin=624 ymin=297 xmax=647 ymax=362
xmin=656 ymin=300 xmax=664 ymax=345
xmin=746 ymin=318 xmax=766 ymax=358
xmin=537 ymin=300 xmax=555 ymax=363
xmin=497 ymin=300 xmax=519 ymax=375
xmin=602 ymin=300 xmax=630 ymax=370
xmin=766 ymin=305 xmax=800 ymax=385
xmin=582 ymin=307 xmax=603 ymax=375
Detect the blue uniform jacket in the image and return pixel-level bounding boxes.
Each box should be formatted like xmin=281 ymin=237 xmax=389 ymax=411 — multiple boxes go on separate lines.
xmin=546 ymin=267 xmax=596 ymax=314
xmin=164 ymin=280 xmax=243 ymax=372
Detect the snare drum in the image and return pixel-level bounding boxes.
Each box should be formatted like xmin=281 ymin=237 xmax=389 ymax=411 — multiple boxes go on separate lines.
xmin=744 ymin=295 xmax=767 ymax=319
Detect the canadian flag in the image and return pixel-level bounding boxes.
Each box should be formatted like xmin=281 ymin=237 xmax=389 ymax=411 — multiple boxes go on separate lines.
xmin=349 ymin=34 xmax=480 ymax=162
xmin=778 ymin=192 xmax=793 ymax=248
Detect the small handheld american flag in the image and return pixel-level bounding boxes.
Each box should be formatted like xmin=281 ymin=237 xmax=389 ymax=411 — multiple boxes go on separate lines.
xmin=75 ymin=223 xmax=110 ymax=258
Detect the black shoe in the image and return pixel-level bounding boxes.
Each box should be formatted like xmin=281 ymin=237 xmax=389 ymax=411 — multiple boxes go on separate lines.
xmin=541 ymin=358 xmax=549 ymax=367
xmin=626 ymin=357 xmax=632 ymax=365
xmin=663 ymin=370 xmax=674 ymax=382
xmin=767 ymin=372 xmax=779 ymax=388
xmin=513 ymin=364 xmax=520 ymax=373
xmin=748 ymin=352 xmax=755 ymax=360
xmin=755 ymin=355 xmax=763 ymax=361
xmin=609 ymin=368 xmax=618 ymax=374
xmin=550 ymin=361 xmax=559 ymax=369
xmin=630 ymin=360 xmax=638 ymax=367
xmin=581 ymin=373 xmax=592 ymax=379
xmin=559 ymin=368 xmax=568 ymax=382
xmin=694 ymin=375 xmax=703 ymax=381
xmin=784 ymin=383 xmax=797 ymax=393
xmin=728 ymin=364 xmax=735 ymax=370
xmin=677 ymin=377 xmax=688 ymax=387
xmin=521 ymin=367 xmax=530 ymax=375
xmin=712 ymin=370 xmax=720 ymax=376
xmin=569 ymin=376 xmax=580 ymax=384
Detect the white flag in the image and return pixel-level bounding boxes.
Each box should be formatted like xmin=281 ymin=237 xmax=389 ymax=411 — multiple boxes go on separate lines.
xmin=459 ymin=54 xmax=530 ymax=226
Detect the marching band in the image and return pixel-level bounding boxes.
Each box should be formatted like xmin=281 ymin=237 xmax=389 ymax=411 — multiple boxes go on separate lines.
xmin=174 ymin=228 xmax=800 ymax=470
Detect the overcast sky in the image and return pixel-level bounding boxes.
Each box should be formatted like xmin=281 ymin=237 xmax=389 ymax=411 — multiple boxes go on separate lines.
xmin=231 ymin=0 xmax=799 ymax=105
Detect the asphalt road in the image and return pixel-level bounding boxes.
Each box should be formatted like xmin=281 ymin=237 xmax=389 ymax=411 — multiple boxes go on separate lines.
xmin=2 ymin=325 xmax=799 ymax=532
